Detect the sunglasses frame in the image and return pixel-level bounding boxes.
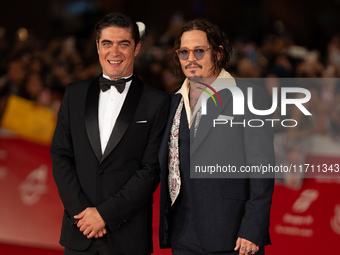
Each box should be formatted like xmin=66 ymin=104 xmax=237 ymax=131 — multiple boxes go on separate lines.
xmin=175 ymin=47 xmax=211 ymax=60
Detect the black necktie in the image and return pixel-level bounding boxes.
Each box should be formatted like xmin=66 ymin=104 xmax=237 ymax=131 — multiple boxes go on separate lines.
xmin=99 ymin=75 xmax=133 ymax=93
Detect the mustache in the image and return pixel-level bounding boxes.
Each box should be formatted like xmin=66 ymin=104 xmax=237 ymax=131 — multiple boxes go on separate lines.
xmin=185 ymin=62 xmax=202 ymax=69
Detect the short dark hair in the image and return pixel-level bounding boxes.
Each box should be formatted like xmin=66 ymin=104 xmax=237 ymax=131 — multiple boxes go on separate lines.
xmin=173 ymin=18 xmax=232 ymax=78
xmin=95 ymin=12 xmax=140 ymax=47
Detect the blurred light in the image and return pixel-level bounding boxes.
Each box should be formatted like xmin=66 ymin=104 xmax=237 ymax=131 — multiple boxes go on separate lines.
xmin=17 ymin=27 xmax=29 ymax=42
xmin=136 ymin=21 xmax=146 ymax=38
xmin=288 ymin=46 xmax=309 ymax=59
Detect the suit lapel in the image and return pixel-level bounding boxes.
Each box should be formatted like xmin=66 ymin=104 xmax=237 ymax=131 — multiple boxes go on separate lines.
xmin=101 ymin=74 xmax=143 ymax=162
xmin=85 ymin=77 xmax=102 ymax=161
xmin=190 ymin=89 xmax=233 ymax=156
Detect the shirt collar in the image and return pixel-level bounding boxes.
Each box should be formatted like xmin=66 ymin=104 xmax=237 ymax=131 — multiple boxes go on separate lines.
xmin=102 ymin=73 xmax=133 ymax=80
xmin=176 ymin=69 xmax=236 ymax=127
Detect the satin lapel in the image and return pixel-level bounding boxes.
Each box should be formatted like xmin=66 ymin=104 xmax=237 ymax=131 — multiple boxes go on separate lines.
xmin=101 ymin=75 xmax=143 ymax=162
xmin=159 ymin=93 xmax=182 ymax=166
xmin=190 ymin=89 xmax=232 ymax=156
xmin=85 ymin=77 xmax=102 ymax=161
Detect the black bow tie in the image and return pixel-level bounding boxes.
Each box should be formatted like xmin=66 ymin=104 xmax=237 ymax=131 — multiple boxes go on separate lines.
xmin=99 ymin=75 xmax=133 ymax=93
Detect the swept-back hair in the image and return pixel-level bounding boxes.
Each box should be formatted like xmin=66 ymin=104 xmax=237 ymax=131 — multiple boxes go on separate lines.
xmin=173 ymin=18 xmax=232 ymax=77
xmin=95 ymin=12 xmax=140 ymax=47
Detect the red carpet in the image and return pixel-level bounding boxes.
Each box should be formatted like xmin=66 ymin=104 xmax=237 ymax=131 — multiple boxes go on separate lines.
xmin=0 ymin=242 xmax=63 ymax=255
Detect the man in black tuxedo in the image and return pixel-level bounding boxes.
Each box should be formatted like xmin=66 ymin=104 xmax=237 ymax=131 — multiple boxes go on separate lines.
xmin=51 ymin=12 xmax=169 ymax=255
xmin=159 ymin=19 xmax=275 ymax=255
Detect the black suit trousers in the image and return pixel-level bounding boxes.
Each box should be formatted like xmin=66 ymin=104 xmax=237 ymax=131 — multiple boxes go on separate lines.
xmin=169 ymin=206 xmax=265 ymax=255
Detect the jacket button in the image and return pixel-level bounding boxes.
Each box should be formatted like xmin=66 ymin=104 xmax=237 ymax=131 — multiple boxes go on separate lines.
xmin=98 ymin=169 xmax=104 ymax=175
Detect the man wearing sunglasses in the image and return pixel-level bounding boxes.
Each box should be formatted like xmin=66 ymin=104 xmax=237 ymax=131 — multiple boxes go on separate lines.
xmin=159 ymin=19 xmax=275 ymax=255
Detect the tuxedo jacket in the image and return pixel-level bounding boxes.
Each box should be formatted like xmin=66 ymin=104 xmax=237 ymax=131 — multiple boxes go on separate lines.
xmin=159 ymin=80 xmax=275 ymax=252
xmin=51 ymin=74 xmax=170 ymax=254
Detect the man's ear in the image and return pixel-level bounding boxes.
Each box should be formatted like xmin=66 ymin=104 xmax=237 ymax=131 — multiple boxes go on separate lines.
xmin=217 ymin=45 xmax=224 ymax=61
xmin=96 ymin=40 xmax=99 ymax=53
xmin=134 ymin=41 xmax=142 ymax=56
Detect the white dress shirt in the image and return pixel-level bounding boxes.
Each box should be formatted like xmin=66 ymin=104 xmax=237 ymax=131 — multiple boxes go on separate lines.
xmin=98 ymin=74 xmax=132 ymax=154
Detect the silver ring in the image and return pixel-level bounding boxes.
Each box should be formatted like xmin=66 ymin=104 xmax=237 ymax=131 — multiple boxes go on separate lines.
xmin=240 ymin=246 xmax=246 ymax=249
xmin=246 ymin=250 xmax=252 ymax=254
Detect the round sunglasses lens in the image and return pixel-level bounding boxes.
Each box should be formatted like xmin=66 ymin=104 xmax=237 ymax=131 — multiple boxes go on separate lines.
xmin=193 ymin=49 xmax=205 ymax=59
xmin=178 ymin=50 xmax=189 ymax=59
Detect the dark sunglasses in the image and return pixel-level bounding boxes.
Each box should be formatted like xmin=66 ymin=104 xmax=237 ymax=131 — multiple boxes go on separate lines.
xmin=176 ymin=47 xmax=211 ymax=60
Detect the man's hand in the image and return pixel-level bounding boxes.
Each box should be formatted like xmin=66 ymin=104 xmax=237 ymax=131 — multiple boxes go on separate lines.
xmin=234 ymin=237 xmax=259 ymax=255
xmin=74 ymin=207 xmax=106 ymax=239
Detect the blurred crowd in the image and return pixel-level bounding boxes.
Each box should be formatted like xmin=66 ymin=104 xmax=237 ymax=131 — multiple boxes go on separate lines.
xmin=0 ymin=14 xmax=340 ymax=142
